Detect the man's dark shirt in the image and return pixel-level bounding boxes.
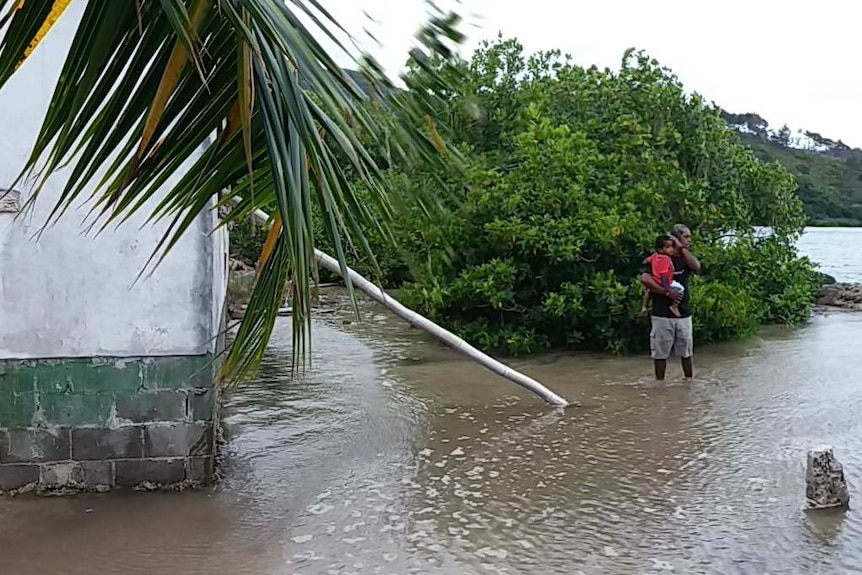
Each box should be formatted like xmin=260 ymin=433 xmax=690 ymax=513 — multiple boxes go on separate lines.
xmin=643 ymin=255 xmax=693 ymax=318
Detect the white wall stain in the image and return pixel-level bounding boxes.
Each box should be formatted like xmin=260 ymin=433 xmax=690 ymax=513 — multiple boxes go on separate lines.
xmin=0 ymin=3 xmax=227 ymax=360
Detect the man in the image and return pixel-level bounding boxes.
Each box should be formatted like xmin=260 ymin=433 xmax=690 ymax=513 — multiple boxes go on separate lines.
xmin=640 ymin=224 xmax=701 ymax=380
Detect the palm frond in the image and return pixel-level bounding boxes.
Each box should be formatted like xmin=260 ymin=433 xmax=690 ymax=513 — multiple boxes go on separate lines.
xmin=0 ymin=0 xmax=465 ymax=383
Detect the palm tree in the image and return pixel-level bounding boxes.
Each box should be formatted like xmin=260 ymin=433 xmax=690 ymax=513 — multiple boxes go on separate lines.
xmin=0 ymin=0 xmax=463 ymax=382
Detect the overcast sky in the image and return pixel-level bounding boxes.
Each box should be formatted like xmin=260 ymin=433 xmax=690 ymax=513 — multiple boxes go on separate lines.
xmin=316 ymin=0 xmax=861 ymax=147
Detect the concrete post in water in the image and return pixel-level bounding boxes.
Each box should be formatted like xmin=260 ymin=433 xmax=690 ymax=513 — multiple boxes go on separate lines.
xmin=806 ymin=447 xmax=850 ymax=509
xmin=0 ymin=2 xmax=228 ymax=495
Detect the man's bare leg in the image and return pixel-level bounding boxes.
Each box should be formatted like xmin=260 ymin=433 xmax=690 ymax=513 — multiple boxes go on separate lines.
xmin=654 ymin=359 xmax=667 ymax=380
xmin=681 ymin=356 xmax=693 ymax=378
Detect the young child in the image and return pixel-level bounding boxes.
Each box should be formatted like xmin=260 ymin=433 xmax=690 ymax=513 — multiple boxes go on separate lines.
xmin=639 ymin=235 xmax=685 ymax=317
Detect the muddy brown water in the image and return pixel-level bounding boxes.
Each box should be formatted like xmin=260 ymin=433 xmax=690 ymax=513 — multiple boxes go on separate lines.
xmin=3 ymin=228 xmax=862 ymax=575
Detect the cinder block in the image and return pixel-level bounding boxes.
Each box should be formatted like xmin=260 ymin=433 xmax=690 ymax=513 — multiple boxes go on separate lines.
xmin=78 ymin=461 xmax=114 ymax=488
xmin=115 ymin=390 xmax=187 ymax=423
xmin=39 ymin=460 xmax=114 ymax=488
xmin=115 ymin=458 xmax=185 ymax=487
xmin=40 ymin=461 xmax=79 ymax=486
xmin=144 ymin=423 xmax=211 ymax=458
xmin=0 ymin=463 xmax=39 ymax=490
xmin=40 ymin=392 xmax=113 ymax=426
xmin=189 ymin=388 xmax=216 ymax=422
xmin=0 ymin=428 xmax=71 ymax=464
xmin=72 ymin=427 xmax=143 ymax=460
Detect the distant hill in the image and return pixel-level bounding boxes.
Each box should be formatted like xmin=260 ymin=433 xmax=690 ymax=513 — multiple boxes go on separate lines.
xmin=721 ymin=110 xmax=862 ymax=226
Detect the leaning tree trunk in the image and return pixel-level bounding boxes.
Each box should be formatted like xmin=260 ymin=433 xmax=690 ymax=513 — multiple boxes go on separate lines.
xmin=245 ymin=206 xmax=571 ymax=408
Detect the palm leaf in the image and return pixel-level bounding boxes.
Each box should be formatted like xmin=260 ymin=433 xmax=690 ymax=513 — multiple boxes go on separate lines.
xmin=0 ymin=0 xmax=465 ymax=384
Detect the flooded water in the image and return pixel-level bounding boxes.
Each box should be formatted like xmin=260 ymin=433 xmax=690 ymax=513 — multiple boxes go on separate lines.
xmin=2 ymin=228 xmax=862 ymax=575
xmin=798 ymin=227 xmax=862 ymax=283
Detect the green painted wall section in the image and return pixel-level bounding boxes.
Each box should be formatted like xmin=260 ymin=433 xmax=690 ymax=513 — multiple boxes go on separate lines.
xmin=0 ymin=356 xmax=216 ymax=429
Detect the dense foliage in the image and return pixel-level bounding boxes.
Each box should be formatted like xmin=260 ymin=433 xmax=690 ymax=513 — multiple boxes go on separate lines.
xmin=741 ymin=134 xmax=862 ymax=226
xmin=233 ymin=38 xmax=822 ymax=356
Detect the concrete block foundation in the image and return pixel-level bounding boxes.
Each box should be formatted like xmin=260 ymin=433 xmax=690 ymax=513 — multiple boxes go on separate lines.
xmin=0 ymin=356 xmax=219 ymax=494
xmin=0 ymin=1 xmax=228 ymax=496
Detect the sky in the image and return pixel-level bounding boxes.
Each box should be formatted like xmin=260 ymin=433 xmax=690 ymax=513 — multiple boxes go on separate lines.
xmin=313 ymin=0 xmax=862 ymax=147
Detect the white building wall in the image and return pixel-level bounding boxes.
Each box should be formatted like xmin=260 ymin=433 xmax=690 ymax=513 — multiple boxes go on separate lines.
xmin=0 ymin=3 xmax=227 ymax=360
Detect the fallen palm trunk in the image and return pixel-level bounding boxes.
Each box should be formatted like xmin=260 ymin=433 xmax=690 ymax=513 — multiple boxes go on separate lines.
xmin=243 ymin=205 xmax=570 ymax=407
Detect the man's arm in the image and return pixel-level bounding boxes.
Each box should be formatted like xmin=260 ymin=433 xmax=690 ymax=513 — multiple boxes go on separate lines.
xmin=679 ymin=247 xmax=701 ymax=273
xmin=641 ymin=273 xmax=683 ymax=302
xmin=670 ymin=235 xmax=701 ymax=273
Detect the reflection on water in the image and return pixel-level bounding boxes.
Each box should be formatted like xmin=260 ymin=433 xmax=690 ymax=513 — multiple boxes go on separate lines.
xmin=2 ymin=229 xmax=862 ymax=574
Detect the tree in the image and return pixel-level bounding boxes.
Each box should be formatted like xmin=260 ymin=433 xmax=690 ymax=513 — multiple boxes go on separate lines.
xmin=774 ymin=123 xmax=792 ymax=147
xmin=383 ymin=39 xmax=820 ymax=355
xmin=0 ymin=0 xmax=465 ymax=382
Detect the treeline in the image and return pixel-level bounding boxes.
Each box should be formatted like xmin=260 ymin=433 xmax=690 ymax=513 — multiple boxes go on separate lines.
xmin=720 ymin=110 xmax=862 ymax=226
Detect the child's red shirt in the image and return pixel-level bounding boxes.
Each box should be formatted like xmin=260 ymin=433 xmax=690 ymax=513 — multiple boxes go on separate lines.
xmin=646 ymin=253 xmax=675 ymax=289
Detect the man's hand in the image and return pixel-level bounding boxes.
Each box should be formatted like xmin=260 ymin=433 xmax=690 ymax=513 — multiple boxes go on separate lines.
xmin=667 ymin=290 xmax=683 ymax=303
xmin=643 ymin=274 xmax=683 ymax=302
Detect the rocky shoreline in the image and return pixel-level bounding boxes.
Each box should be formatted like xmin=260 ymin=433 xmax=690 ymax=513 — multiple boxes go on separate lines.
xmin=815 ymin=282 xmax=862 ymax=312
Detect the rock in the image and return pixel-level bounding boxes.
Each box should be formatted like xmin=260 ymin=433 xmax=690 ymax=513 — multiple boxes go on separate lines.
xmin=806 ymin=447 xmax=850 ymax=509
xmin=817 ymin=272 xmax=837 ymax=286
xmin=815 ymin=283 xmax=862 ymax=311
xmin=229 ymin=258 xmax=255 ymax=272
xmin=227 ymin=304 xmax=247 ymax=321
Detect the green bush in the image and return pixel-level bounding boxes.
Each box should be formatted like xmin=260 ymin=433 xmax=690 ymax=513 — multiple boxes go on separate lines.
xmin=229 ymin=217 xmax=267 ymax=267
xmin=231 ymin=37 xmax=821 ymax=357
xmin=394 ymin=38 xmax=820 ymax=355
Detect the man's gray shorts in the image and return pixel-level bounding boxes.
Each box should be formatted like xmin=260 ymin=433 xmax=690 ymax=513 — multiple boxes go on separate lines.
xmin=650 ymin=316 xmax=693 ymax=360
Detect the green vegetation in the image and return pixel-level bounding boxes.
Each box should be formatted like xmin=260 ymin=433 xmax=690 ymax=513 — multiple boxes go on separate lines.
xmin=739 ymin=135 xmax=862 ymax=226
xmin=720 ymin=111 xmax=862 ymax=226
xmin=234 ymin=37 xmax=821 ymax=357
